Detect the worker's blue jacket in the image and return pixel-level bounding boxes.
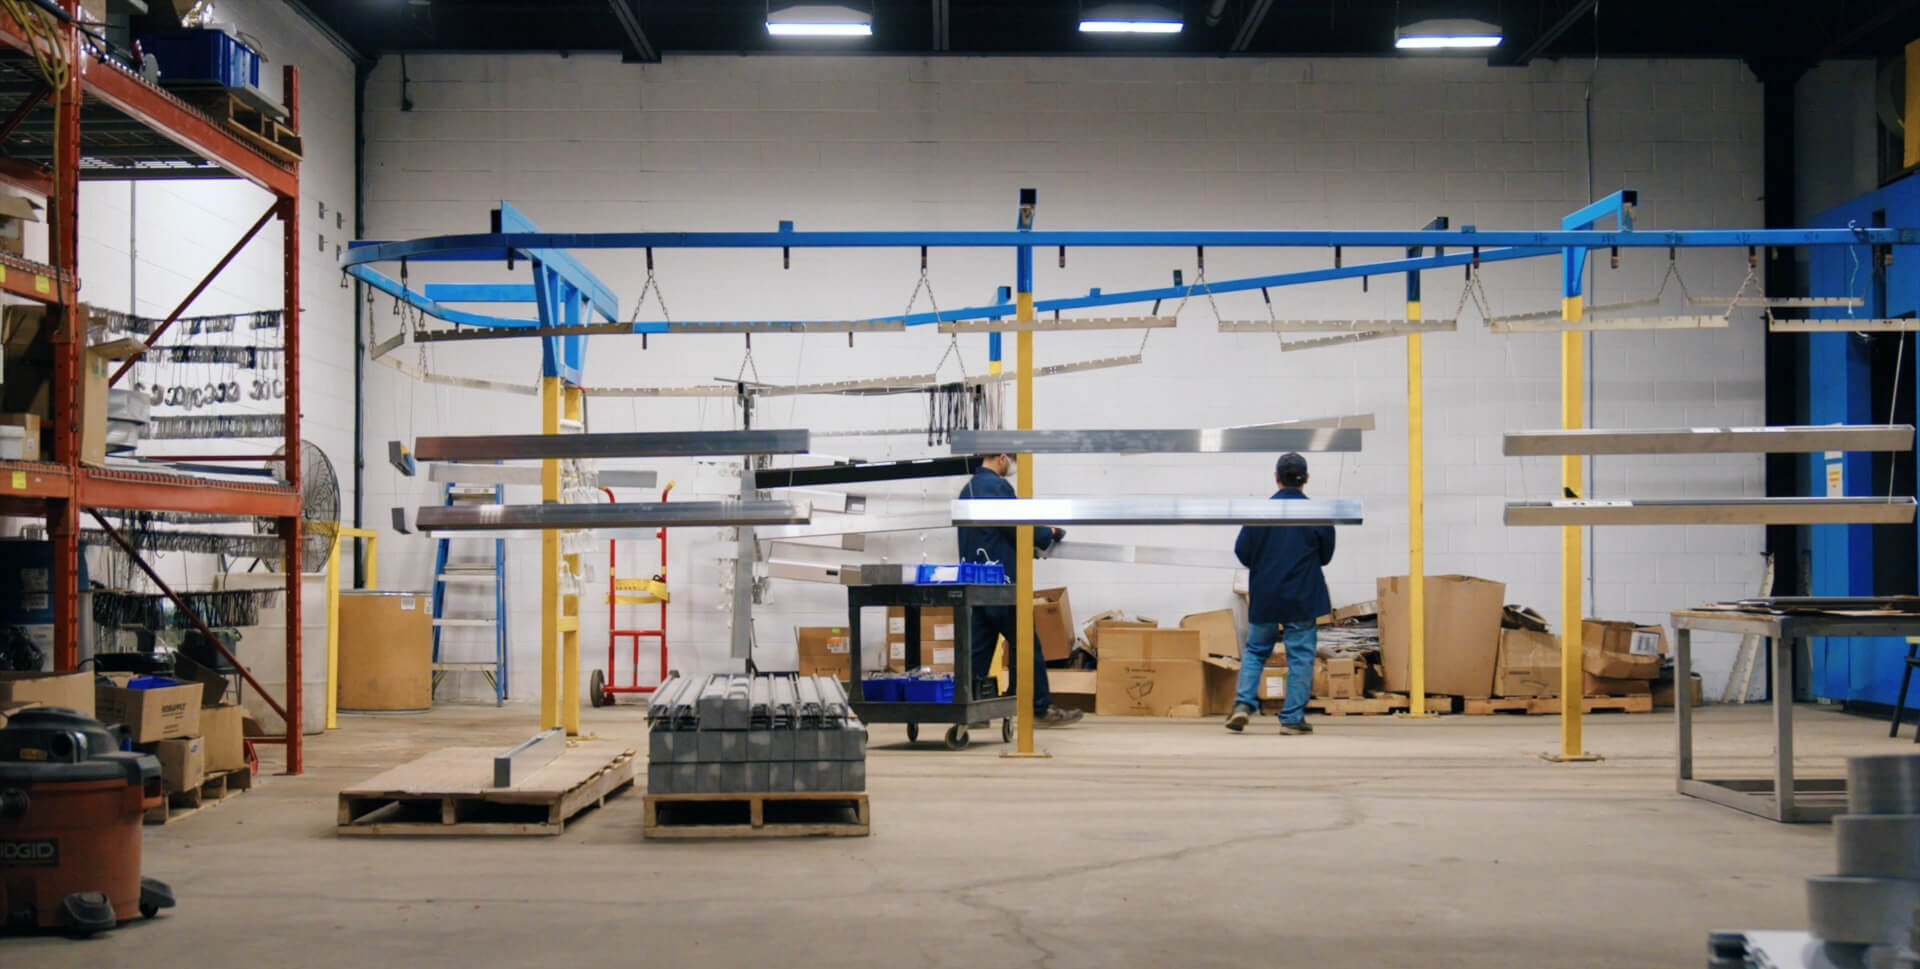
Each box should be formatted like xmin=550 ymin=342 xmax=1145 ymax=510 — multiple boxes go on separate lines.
xmin=1234 ymin=488 xmax=1336 ymax=624
xmin=956 ymin=466 xmax=1056 ymax=581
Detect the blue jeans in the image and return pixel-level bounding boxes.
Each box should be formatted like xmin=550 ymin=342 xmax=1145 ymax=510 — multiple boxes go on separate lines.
xmin=1234 ymin=620 xmax=1317 ymax=724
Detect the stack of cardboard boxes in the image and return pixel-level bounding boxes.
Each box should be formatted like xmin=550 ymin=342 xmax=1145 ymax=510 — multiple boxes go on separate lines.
xmin=1579 ymin=619 xmax=1668 ymax=697
xmin=96 ymin=668 xmax=248 ymax=802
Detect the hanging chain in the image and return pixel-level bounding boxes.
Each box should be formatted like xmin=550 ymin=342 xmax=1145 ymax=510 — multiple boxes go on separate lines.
xmin=631 ymin=247 xmax=674 ymax=325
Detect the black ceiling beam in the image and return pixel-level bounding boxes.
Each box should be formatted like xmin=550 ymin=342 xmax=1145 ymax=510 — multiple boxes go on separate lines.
xmin=1817 ymin=0 xmax=1920 ymax=60
xmin=1230 ymin=0 xmax=1275 ymax=52
xmin=1488 ymin=0 xmax=1596 ymax=67
xmin=608 ymin=0 xmax=659 ymax=62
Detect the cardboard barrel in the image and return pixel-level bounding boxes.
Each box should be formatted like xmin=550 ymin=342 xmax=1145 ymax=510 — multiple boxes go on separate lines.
xmin=337 ymin=590 xmax=434 ymax=712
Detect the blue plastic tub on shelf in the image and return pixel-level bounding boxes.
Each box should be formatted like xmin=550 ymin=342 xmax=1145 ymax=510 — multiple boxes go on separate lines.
xmin=139 ymin=29 xmax=260 ymax=89
xmin=900 ymin=676 xmax=956 ymax=704
xmin=915 ymin=563 xmax=1006 ymax=585
xmin=861 ymin=676 xmax=905 ymax=702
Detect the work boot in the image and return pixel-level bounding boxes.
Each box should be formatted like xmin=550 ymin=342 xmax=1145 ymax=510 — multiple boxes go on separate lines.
xmin=1036 ymin=705 xmax=1084 ymax=727
xmin=1278 ymin=720 xmax=1314 ymax=735
xmin=1225 ymin=703 xmax=1253 ymax=732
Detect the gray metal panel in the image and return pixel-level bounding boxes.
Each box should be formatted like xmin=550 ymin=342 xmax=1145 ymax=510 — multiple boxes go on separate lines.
xmin=950 ymin=427 xmax=1361 ymax=454
xmin=1503 ymin=425 xmax=1913 ymax=456
xmin=1040 ymin=540 xmax=1244 ymax=570
xmin=492 ymin=728 xmax=566 ymax=788
xmin=413 ymin=429 xmax=809 ymax=461
xmin=952 ymin=497 xmax=1363 ymax=527
xmin=417 ymin=500 xmax=811 ymax=531
xmin=1504 ymin=497 xmax=1916 ymax=527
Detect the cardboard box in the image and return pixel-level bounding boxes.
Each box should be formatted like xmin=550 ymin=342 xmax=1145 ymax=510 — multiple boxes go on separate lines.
xmin=78 ymin=335 xmax=145 ymax=467
xmin=1312 ymin=656 xmax=1364 ymax=699
xmin=796 ymin=626 xmax=852 ymax=680
xmin=1494 ymin=629 xmax=1561 ymax=698
xmin=1096 ymin=654 xmax=1238 ymax=718
xmin=1049 ymin=670 xmax=1097 ymax=712
xmin=148 ymin=736 xmax=205 ymax=793
xmin=1580 ymin=620 xmax=1665 ymax=680
xmin=96 ymin=676 xmax=203 ymax=743
xmin=1033 ymin=587 xmax=1074 ymax=662
xmin=1099 ymin=627 xmax=1205 ymax=662
xmin=1653 ymin=673 xmax=1705 ymax=709
xmin=1257 ymin=667 xmax=1290 ymax=702
xmin=200 ymin=703 xmax=247 ymax=773
xmin=0 ymin=193 xmax=39 ymax=259
xmin=1582 ymin=671 xmax=1654 ymax=696
xmin=1178 ymin=609 xmax=1243 ymax=660
xmin=0 ymin=670 xmax=92 ymax=716
xmin=1082 ymin=611 xmax=1157 ymax=653
xmin=0 ymin=412 xmax=40 ymax=460
xmin=885 ymin=607 xmax=957 ymax=673
xmin=1377 ymin=574 xmax=1506 ymax=697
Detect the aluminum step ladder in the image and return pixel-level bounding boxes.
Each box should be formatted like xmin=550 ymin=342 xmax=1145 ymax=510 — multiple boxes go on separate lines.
xmin=431 ymin=479 xmax=509 ymax=705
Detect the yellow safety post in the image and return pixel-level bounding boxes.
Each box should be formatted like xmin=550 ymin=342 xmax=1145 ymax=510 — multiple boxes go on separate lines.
xmin=540 ymin=376 xmax=562 ymax=732
xmin=1907 ymin=39 xmax=1920 ymax=170
xmin=1548 ymin=300 xmax=1599 ymax=761
xmin=1403 ymin=302 xmax=1434 ymax=718
xmin=561 ymin=385 xmax=584 ymax=736
xmin=324 ymin=526 xmax=380 ymax=731
xmin=1004 ymin=291 xmax=1048 ymax=759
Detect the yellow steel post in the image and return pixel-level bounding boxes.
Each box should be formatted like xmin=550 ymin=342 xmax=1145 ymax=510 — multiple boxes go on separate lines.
xmin=324 ymin=527 xmax=381 ymax=731
xmin=562 ymin=385 xmax=584 ymax=736
xmin=540 ymin=376 xmax=562 ymax=732
xmin=1404 ymin=304 xmax=1433 ymax=718
xmin=1550 ymin=299 xmax=1598 ymax=761
xmin=1907 ymin=39 xmax=1920 ymax=170
xmin=1010 ymin=303 xmax=1042 ymax=757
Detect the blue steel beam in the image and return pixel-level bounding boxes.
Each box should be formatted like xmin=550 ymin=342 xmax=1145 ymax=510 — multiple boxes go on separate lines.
xmin=423 ymin=284 xmax=538 ymax=303
xmin=1562 ymin=190 xmax=1637 ymax=307
xmin=350 ymin=264 xmax=544 ymax=330
xmin=496 ymin=203 xmax=619 ymax=322
xmin=341 ymin=226 xmax=1914 ymax=267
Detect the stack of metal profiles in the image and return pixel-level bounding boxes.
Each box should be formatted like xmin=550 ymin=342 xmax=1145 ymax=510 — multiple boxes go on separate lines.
xmin=644 ymin=673 xmax=866 ymax=795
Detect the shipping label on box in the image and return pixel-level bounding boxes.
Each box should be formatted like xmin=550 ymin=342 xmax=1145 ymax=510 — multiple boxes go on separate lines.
xmin=1259 ymin=670 xmax=1289 ymax=702
xmin=1629 ymin=630 xmax=1662 ymax=657
xmin=930 ymin=623 xmax=955 ymax=642
xmin=888 ymin=617 xmax=906 ymax=635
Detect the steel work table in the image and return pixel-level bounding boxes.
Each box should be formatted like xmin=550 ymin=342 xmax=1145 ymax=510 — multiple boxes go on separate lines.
xmin=1673 ymin=606 xmax=1920 ymax=823
xmin=846 ymin=582 xmax=1018 ymax=750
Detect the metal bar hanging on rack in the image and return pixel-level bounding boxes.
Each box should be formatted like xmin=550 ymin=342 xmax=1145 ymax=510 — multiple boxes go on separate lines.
xmin=76 ymin=529 xmax=285 ymax=558
xmin=426 ymin=463 xmax=659 ymax=488
xmin=949 ymin=427 xmax=1362 ymax=454
xmin=754 ymin=455 xmax=983 ymax=489
xmin=1767 ymin=319 xmax=1920 ymax=333
xmin=1490 ymin=316 xmax=1728 ymax=333
xmin=1689 ymin=296 xmax=1865 ymax=308
xmin=109 ymin=203 xmax=280 ymax=385
xmin=91 ymin=589 xmax=275 ymax=629
xmin=416 ymin=500 xmax=812 ymax=532
xmin=1503 ymin=497 xmax=1917 ymax=527
xmin=952 ymin=497 xmax=1365 ymax=526
xmin=414 ymin=429 xmax=810 ymax=461
xmin=936 ymin=316 xmax=1175 ymax=334
xmin=1503 ymin=425 xmax=1915 ymax=456
xmin=145 ymin=414 xmax=288 ymax=439
xmin=1217 ymin=319 xmax=1457 ymax=333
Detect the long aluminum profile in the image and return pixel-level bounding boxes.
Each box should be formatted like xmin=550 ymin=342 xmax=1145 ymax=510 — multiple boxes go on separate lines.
xmin=1503 ymin=425 xmax=1915 ymax=457
xmin=492 ymin=727 xmax=566 ymax=787
xmin=765 ymin=560 xmax=856 ymax=584
xmin=1040 ymin=540 xmax=1244 ymax=569
xmin=756 ymin=455 xmax=981 ymax=489
xmin=414 ymin=429 xmax=809 ymax=461
xmin=1503 ymin=497 xmax=1917 ymax=527
xmin=1767 ymin=319 xmax=1920 ymax=333
xmin=937 ymin=316 xmax=1174 ymax=334
xmin=417 ymin=500 xmax=812 ymax=532
xmin=1496 ymin=297 xmax=1663 ymax=323
xmin=1688 ymin=296 xmax=1865 ymax=308
xmin=952 ymin=497 xmax=1364 ymax=526
xmin=1490 ymin=316 xmax=1729 ymax=333
xmin=1281 ymin=330 xmax=1410 ymax=352
xmin=373 ymin=354 xmax=539 ymax=396
xmin=1237 ymin=413 xmax=1377 ymax=430
xmin=1218 ymin=319 xmax=1457 ymax=333
xmin=755 ymin=513 xmax=953 ymax=541
xmin=427 ymin=463 xmax=660 ymax=488
xmin=968 ymin=354 xmax=1143 ymax=385
xmin=950 ymin=427 xmax=1362 ymax=454
xmin=668 ymin=320 xmax=907 ymax=334
xmin=584 ymin=373 xmax=941 ymax=398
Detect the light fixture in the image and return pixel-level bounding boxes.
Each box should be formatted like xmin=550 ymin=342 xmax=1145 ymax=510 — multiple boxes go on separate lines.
xmin=766 ymin=2 xmax=873 ymax=37
xmin=1394 ymin=17 xmax=1503 ymax=50
xmin=1078 ymin=3 xmax=1184 ymax=34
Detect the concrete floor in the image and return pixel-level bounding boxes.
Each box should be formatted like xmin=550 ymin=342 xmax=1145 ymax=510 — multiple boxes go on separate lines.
xmin=8 ymin=702 xmax=1904 ymax=968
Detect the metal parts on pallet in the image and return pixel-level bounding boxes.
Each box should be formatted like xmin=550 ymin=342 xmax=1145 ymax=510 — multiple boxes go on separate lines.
xmin=414 ymin=429 xmax=810 ymax=461
xmin=949 ymin=427 xmax=1362 ymax=455
xmin=645 ymin=673 xmax=866 ymax=795
xmin=952 ymin=496 xmax=1364 ymax=527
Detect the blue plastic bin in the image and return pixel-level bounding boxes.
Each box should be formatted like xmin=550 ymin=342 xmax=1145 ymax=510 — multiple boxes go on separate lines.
xmin=861 ymin=676 xmax=905 ymax=702
xmin=915 ymin=563 xmax=1006 ymax=585
xmin=900 ymin=676 xmax=956 ymax=703
xmin=139 ymin=29 xmax=260 ymax=89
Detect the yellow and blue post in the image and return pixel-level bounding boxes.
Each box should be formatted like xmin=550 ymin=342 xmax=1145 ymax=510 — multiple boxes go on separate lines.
xmin=1403 ymin=217 xmax=1446 ymax=718
xmin=1007 ymin=189 xmax=1047 ymax=759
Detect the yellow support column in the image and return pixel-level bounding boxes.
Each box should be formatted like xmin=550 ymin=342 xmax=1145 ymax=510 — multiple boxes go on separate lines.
xmin=1005 ymin=292 xmax=1047 ymax=759
xmin=1907 ymin=39 xmax=1920 ymax=171
xmin=562 ymin=386 xmax=584 ymax=737
xmin=1403 ymin=304 xmax=1434 ymax=718
xmin=540 ymin=376 xmax=562 ymax=732
xmin=324 ymin=527 xmax=380 ymax=731
xmin=1550 ymin=299 xmax=1599 ymax=761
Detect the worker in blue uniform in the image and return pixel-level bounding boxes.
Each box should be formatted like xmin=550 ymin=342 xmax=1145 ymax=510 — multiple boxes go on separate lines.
xmin=1227 ymin=452 xmax=1335 ymax=735
xmin=956 ymin=453 xmax=1084 ymax=726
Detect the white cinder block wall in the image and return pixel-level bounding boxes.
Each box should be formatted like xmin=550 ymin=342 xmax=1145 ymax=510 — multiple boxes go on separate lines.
xmin=358 ymin=53 xmax=1769 ymax=702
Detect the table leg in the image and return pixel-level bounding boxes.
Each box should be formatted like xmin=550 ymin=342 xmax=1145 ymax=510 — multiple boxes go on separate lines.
xmin=1773 ymin=635 xmax=1795 ymax=822
xmin=847 ymin=601 xmax=864 ymax=684
xmin=1676 ymin=627 xmax=1693 ymax=784
xmin=906 ymin=605 xmax=922 ymax=671
xmin=956 ymin=603 xmax=975 ymax=702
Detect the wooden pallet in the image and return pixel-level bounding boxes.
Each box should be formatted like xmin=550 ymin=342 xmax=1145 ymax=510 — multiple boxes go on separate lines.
xmin=337 ymin=746 xmax=637 ymax=837
xmin=643 ymin=792 xmax=871 ymax=840
xmin=1296 ymin=693 xmax=1455 ymax=716
xmin=145 ymin=767 xmax=253 ymax=825
xmin=1463 ymin=694 xmax=1655 ymax=716
xmin=189 ymin=91 xmax=302 ymax=164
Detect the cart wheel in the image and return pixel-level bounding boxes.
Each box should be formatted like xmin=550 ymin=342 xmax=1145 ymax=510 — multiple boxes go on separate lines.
xmin=906 ymin=722 xmax=919 ymax=743
xmin=140 ymin=903 xmax=160 ymax=919
xmin=944 ymin=725 xmax=970 ymax=750
xmin=588 ymin=669 xmax=607 ymax=707
xmin=1002 ymin=718 xmax=1014 ymax=743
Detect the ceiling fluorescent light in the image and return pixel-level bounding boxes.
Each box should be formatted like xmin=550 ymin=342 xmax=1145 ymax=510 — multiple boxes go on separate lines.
xmin=767 ymin=2 xmax=873 ymax=37
xmin=1394 ymin=17 xmax=1503 ymax=50
xmin=1079 ymin=3 xmax=1183 ymax=34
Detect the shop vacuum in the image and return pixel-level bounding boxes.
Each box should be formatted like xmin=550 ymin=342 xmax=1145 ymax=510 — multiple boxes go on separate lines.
xmin=0 ymin=707 xmax=175 ymax=935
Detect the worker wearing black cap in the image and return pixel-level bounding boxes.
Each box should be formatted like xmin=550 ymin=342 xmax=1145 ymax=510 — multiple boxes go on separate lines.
xmin=956 ymin=454 xmax=1083 ymax=727
xmin=1227 ymin=452 xmax=1335 ymax=735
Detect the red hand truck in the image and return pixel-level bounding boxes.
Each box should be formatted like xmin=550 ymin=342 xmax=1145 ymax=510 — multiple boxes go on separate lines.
xmin=589 ymin=482 xmax=672 ymax=706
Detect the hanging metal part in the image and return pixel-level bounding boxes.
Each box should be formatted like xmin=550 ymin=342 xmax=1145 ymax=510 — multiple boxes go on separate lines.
xmin=952 ymin=497 xmax=1365 ymax=527
xmin=1218 ymin=319 xmax=1457 ymax=333
xmin=670 ymin=320 xmax=907 ymax=334
xmin=1503 ymin=497 xmax=1917 ymax=526
xmin=76 ymin=528 xmax=284 ymax=558
xmin=373 ymin=354 xmax=539 ymax=397
xmin=1280 ymin=330 xmax=1421 ymax=352
xmin=936 ymin=316 xmax=1175 ymax=334
xmin=587 ymin=373 xmax=941 ymax=399
xmin=417 ymin=500 xmax=812 ymax=532
xmin=950 ymin=427 xmax=1362 ymax=455
xmin=1691 ymin=296 xmax=1867 ymax=308
xmin=968 ymin=354 xmax=1143 ymax=385
xmin=1037 ymin=540 xmax=1243 ymax=570
xmin=1769 ymin=319 xmax=1920 ymax=333
xmin=1496 ymin=297 xmax=1665 ymax=324
xmin=146 ymin=414 xmax=287 ymax=439
xmin=756 ymin=455 xmax=982 ymax=489
xmin=1491 ymin=315 xmax=1730 ymax=333
xmin=1237 ymin=413 xmax=1377 ymax=430
xmin=414 ymin=429 xmax=809 ymax=461
xmin=427 ymin=463 xmax=659 ymax=488
xmin=1503 ymin=425 xmax=1915 ymax=456
xmin=755 ymin=513 xmax=953 ymax=542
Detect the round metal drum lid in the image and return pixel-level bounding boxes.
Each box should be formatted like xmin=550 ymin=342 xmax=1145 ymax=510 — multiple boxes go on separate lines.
xmin=1806 ymin=876 xmax=1920 ymax=946
xmin=1848 ymin=755 xmax=1920 ymax=815
xmin=1837 ymin=815 xmax=1920 ymax=880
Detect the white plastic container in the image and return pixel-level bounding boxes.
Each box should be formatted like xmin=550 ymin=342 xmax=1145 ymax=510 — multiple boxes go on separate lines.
xmin=0 ymin=424 xmax=25 ymax=460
